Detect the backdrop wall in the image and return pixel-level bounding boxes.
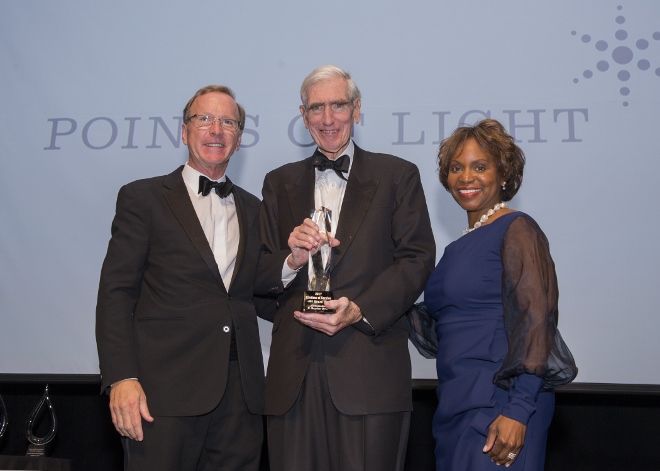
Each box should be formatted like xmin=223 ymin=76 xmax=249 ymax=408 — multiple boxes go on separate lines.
xmin=1 ymin=0 xmax=659 ymax=384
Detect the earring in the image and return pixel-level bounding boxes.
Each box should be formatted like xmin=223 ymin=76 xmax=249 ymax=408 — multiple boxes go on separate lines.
xmin=501 ymin=182 xmax=506 ymax=191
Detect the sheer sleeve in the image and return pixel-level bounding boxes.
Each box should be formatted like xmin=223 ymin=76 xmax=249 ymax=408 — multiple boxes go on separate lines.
xmin=406 ymin=302 xmax=437 ymax=359
xmin=494 ymin=215 xmax=578 ymax=391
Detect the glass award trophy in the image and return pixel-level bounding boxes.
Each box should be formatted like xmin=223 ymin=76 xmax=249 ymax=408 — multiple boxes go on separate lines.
xmin=25 ymin=385 xmax=57 ymax=457
xmin=302 ymin=207 xmax=335 ymax=313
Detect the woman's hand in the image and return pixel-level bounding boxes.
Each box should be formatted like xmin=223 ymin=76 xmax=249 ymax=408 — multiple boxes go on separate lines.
xmin=483 ymin=414 xmax=526 ymax=466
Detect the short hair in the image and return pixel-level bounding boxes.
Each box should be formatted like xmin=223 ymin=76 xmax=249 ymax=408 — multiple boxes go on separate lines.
xmin=437 ymin=119 xmax=525 ymax=201
xmin=300 ymin=65 xmax=362 ymax=107
xmin=182 ymin=85 xmax=246 ymax=131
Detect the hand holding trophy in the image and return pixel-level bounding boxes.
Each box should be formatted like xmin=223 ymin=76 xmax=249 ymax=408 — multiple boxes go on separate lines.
xmin=302 ymin=207 xmax=335 ymax=313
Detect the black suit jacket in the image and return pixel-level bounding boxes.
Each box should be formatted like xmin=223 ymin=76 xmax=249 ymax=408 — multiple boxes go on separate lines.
xmin=256 ymin=144 xmax=435 ymax=416
xmin=96 ymin=166 xmax=264 ymax=416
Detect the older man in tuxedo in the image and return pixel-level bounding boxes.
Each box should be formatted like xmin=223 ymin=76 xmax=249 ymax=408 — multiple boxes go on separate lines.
xmin=256 ymin=65 xmax=436 ymax=471
xmin=96 ymin=85 xmax=264 ymax=471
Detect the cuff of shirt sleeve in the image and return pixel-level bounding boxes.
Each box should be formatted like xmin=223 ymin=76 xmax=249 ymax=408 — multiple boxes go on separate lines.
xmin=501 ymin=374 xmax=544 ymax=425
xmin=282 ymin=257 xmax=302 ymax=287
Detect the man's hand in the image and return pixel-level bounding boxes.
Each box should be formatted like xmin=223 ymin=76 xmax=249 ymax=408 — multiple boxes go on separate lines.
xmin=294 ymin=297 xmax=362 ymax=336
xmin=483 ymin=414 xmax=526 ymax=467
xmin=287 ymin=218 xmax=340 ymax=270
xmin=109 ymin=379 xmax=154 ymax=441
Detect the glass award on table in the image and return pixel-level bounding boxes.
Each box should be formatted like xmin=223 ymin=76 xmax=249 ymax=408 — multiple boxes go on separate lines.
xmin=302 ymin=207 xmax=335 ymax=313
xmin=25 ymin=384 xmax=57 ymax=457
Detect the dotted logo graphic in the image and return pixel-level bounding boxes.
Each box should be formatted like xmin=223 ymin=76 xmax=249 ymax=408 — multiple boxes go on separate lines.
xmin=572 ymin=5 xmax=660 ymax=106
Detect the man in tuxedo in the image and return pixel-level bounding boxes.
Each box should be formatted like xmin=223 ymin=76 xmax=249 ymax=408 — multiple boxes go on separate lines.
xmin=96 ymin=85 xmax=264 ymax=471
xmin=256 ymin=65 xmax=436 ymax=471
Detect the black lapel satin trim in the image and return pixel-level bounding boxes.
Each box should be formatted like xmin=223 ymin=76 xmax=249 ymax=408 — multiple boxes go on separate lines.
xmin=284 ymin=160 xmax=316 ymax=229
xmin=163 ymin=169 xmax=225 ymax=290
xmin=228 ymin=177 xmax=246 ymax=290
xmin=332 ymin=146 xmax=379 ymax=272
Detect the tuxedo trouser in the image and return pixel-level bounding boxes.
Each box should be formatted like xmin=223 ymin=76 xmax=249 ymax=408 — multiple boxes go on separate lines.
xmin=123 ymin=360 xmax=263 ymax=471
xmin=267 ymin=337 xmax=410 ymax=471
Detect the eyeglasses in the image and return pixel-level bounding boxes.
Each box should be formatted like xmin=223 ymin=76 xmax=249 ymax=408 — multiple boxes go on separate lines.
xmin=187 ymin=114 xmax=240 ymax=131
xmin=305 ymin=100 xmax=353 ymax=115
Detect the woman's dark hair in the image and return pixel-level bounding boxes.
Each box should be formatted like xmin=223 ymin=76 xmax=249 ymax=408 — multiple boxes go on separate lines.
xmin=437 ymin=119 xmax=525 ymax=201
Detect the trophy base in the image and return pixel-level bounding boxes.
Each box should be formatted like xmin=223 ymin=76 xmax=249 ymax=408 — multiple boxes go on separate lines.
xmin=26 ymin=443 xmax=46 ymax=457
xmin=302 ymin=290 xmax=335 ymax=313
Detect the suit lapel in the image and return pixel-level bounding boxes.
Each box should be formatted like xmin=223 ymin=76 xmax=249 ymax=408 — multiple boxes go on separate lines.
xmin=163 ymin=168 xmax=225 ymax=290
xmin=332 ymin=146 xmax=379 ymax=271
xmin=285 ymin=160 xmax=316 ymax=230
xmin=229 ymin=177 xmax=247 ymax=290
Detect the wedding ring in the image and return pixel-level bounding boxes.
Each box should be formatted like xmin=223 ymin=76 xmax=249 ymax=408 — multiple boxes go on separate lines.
xmin=507 ymin=452 xmax=517 ymax=460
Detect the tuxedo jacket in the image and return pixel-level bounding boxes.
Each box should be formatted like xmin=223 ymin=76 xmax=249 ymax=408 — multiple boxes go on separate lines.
xmin=256 ymin=144 xmax=436 ymax=416
xmin=96 ymin=166 xmax=264 ymax=417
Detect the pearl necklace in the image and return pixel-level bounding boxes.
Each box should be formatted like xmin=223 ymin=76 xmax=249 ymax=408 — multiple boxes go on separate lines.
xmin=462 ymin=202 xmax=508 ymax=236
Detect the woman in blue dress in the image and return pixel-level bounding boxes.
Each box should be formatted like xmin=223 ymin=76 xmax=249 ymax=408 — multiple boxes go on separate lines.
xmin=408 ymin=119 xmax=577 ymax=470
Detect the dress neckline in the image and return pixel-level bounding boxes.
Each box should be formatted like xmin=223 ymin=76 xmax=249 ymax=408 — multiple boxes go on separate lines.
xmin=462 ymin=210 xmax=520 ymax=237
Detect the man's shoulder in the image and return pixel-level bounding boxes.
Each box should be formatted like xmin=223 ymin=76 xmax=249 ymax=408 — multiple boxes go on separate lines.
xmin=264 ymin=157 xmax=310 ymax=181
xmin=231 ymin=183 xmax=261 ymax=208
xmin=121 ymin=167 xmax=182 ymax=192
xmin=355 ymin=147 xmax=419 ymax=174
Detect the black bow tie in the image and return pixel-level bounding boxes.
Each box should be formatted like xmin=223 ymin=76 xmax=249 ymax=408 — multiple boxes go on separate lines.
xmin=198 ymin=176 xmax=233 ymax=198
xmin=312 ymin=151 xmax=350 ymax=181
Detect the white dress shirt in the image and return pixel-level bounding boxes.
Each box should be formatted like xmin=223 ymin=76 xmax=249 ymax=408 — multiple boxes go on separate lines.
xmin=182 ymin=163 xmax=239 ymax=290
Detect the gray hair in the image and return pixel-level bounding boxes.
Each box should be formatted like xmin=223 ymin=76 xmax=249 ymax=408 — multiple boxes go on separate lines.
xmin=300 ymin=65 xmax=361 ymax=106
